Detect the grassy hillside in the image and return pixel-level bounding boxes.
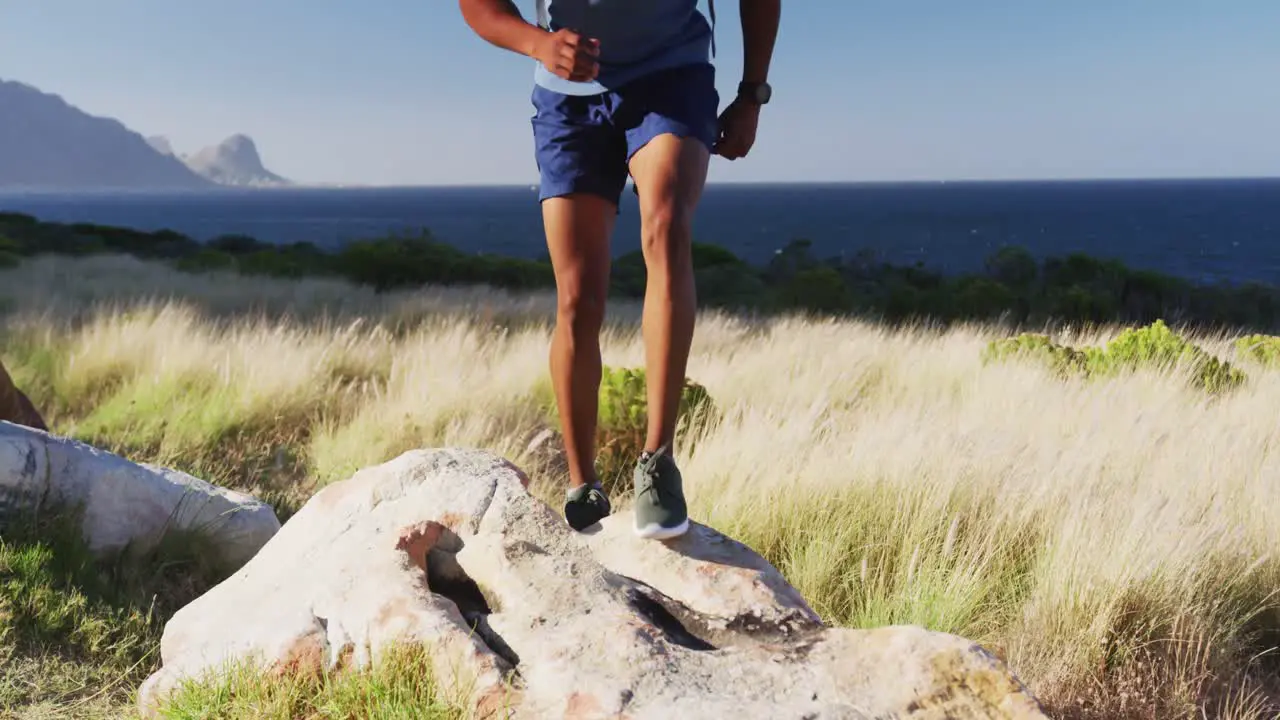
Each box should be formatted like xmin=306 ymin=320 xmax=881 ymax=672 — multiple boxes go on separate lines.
xmin=1 ymin=253 xmax=1278 ymax=719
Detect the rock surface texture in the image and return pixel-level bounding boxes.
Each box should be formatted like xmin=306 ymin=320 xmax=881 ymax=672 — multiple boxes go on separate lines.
xmin=0 ymin=422 xmax=279 ymax=568
xmin=138 ymin=448 xmax=1047 ymax=719
xmin=0 ymin=361 xmax=46 ymax=430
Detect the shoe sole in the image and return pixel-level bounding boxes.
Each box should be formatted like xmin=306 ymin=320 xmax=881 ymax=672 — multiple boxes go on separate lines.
xmin=634 ymin=517 xmax=690 ymax=540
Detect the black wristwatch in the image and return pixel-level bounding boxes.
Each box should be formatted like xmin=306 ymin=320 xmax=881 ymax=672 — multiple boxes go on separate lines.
xmin=737 ymin=81 xmax=772 ymax=106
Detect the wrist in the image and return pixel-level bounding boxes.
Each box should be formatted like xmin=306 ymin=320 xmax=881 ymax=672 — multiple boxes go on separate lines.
xmin=736 ymin=80 xmax=772 ymax=106
xmin=521 ymin=24 xmax=550 ymax=59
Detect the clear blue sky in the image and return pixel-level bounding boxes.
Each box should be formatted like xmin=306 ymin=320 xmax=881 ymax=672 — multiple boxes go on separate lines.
xmin=3 ymin=1 xmax=1277 ymax=186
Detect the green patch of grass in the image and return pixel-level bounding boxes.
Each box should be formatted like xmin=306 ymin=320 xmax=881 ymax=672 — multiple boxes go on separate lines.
xmin=706 ymin=478 xmax=1038 ymax=643
xmin=154 ymin=642 xmax=471 ymax=720
xmin=0 ymin=507 xmax=226 ymax=718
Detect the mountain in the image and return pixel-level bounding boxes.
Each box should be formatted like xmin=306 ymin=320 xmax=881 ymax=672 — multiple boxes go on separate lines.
xmin=184 ymin=134 xmax=291 ymax=187
xmin=0 ymin=79 xmax=213 ymax=190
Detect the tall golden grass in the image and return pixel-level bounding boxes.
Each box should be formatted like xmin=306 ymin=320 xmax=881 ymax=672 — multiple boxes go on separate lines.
xmin=2 ymin=254 xmax=1278 ymax=718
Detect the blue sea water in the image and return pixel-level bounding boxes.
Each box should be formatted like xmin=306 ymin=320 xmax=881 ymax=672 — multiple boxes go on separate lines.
xmin=2 ymin=179 xmax=1278 ymax=286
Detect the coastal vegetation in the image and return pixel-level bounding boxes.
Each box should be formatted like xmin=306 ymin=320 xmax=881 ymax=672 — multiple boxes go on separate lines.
xmin=4 ymin=210 xmax=1280 ymax=333
xmin=1 ymin=215 xmax=1279 ymax=718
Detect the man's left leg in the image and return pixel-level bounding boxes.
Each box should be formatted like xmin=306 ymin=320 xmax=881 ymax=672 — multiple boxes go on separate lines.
xmin=623 ymin=64 xmax=717 ymax=539
xmin=631 ymin=134 xmax=709 ymax=454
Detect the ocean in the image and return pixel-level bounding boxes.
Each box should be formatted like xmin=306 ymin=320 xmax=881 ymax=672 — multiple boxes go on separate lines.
xmin=2 ymin=179 xmax=1278 ymax=285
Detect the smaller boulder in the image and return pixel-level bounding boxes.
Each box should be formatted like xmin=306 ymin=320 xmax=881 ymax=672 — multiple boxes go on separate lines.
xmin=0 ymin=360 xmax=46 ymax=431
xmin=0 ymin=422 xmax=280 ymax=571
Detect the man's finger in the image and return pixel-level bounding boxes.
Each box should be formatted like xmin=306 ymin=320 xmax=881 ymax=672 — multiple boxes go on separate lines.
xmin=717 ymin=127 xmax=740 ymax=159
xmin=558 ymin=29 xmax=582 ymax=48
xmin=559 ymin=45 xmax=598 ymax=70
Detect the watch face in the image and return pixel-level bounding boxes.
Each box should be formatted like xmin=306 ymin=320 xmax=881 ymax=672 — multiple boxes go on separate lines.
xmin=757 ymin=83 xmax=772 ymax=103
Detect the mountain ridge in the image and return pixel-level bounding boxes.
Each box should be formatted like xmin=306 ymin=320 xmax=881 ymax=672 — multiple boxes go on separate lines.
xmin=0 ymin=78 xmax=214 ymax=191
xmin=181 ymin=134 xmax=291 ymax=188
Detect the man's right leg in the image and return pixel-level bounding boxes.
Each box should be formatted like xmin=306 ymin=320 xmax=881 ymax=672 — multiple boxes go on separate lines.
xmin=543 ymin=194 xmax=614 ymax=493
xmin=530 ymin=84 xmax=628 ymax=531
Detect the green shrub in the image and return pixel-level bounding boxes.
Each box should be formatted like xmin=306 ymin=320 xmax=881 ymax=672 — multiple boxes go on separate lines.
xmin=695 ymin=264 xmax=771 ymax=310
xmin=208 ymin=233 xmax=270 ymax=255
xmin=1085 ymin=320 xmax=1245 ymax=392
xmin=0 ymin=251 xmax=18 ymax=269
xmin=594 ymin=366 xmax=714 ymax=485
xmin=982 ymin=333 xmax=1088 ymax=378
xmin=949 ymin=277 xmax=1018 ymax=321
xmin=536 ymin=366 xmax=716 ymax=489
xmin=1234 ymin=334 xmax=1280 ymax=368
xmin=985 ymin=245 xmax=1038 ymax=289
xmin=691 ymin=242 xmax=747 ymax=271
xmin=596 ymin=366 xmax=714 ymax=432
xmin=775 ymin=266 xmax=851 ymax=314
xmin=984 ymin=321 xmax=1246 ymax=393
xmin=174 ymin=249 xmax=236 ymax=274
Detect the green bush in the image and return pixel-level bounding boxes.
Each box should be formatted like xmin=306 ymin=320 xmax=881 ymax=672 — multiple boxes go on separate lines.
xmin=0 ymin=251 xmax=18 ymax=269
xmin=1234 ymin=334 xmax=1280 ymax=368
xmin=536 ymin=366 xmax=716 ymax=489
xmin=174 ymin=249 xmax=236 ymax=274
xmin=950 ymin=276 xmax=1018 ymax=321
xmin=1085 ymin=320 xmax=1245 ymax=392
xmin=596 ymin=366 xmax=714 ymax=432
xmin=985 ymin=245 xmax=1038 ymax=289
xmin=984 ymin=321 xmax=1245 ymax=393
xmin=775 ymin=266 xmax=851 ymax=314
xmin=695 ymin=263 xmax=771 ymax=310
xmin=982 ymin=333 xmax=1088 ymax=378
xmin=594 ymin=366 xmax=714 ymax=486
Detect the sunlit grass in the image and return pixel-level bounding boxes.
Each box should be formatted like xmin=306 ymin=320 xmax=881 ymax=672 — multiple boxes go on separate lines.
xmin=153 ymin=643 xmax=470 ymax=720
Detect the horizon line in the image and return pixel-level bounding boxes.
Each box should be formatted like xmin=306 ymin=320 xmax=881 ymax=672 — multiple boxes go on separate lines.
xmin=3 ymin=174 xmax=1279 ymax=196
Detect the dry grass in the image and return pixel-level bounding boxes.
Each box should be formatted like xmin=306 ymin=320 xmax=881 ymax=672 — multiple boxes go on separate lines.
xmin=2 ymin=254 xmax=1279 ymax=719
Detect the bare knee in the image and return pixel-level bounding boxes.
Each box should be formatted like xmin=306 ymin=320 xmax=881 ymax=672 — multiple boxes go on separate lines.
xmin=640 ymin=202 xmax=693 ymax=271
xmin=556 ymin=281 xmax=607 ymax=340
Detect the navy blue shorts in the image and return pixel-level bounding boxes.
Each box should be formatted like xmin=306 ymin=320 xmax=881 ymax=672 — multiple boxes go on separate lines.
xmin=530 ymin=62 xmax=719 ymax=206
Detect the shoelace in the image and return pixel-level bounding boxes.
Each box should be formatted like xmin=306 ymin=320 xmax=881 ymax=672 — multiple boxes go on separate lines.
xmin=635 ymin=446 xmax=671 ymax=505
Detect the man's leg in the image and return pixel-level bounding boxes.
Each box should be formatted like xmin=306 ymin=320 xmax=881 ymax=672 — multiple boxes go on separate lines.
xmin=542 ymin=194 xmax=615 ymax=494
xmin=530 ymin=84 xmax=628 ymax=531
xmin=628 ymin=135 xmax=710 ymax=454
xmin=620 ymin=62 xmax=718 ymax=539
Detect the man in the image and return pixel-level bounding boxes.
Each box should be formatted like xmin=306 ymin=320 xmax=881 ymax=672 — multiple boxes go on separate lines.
xmin=458 ymin=0 xmax=779 ymax=539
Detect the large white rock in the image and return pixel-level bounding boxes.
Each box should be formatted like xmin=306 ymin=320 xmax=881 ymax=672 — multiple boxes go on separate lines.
xmin=137 ymin=447 xmax=1047 ymax=719
xmin=0 ymin=421 xmax=280 ymax=570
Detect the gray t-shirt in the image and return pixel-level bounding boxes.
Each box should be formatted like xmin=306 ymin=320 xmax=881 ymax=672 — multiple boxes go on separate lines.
xmin=534 ymin=0 xmax=714 ymax=95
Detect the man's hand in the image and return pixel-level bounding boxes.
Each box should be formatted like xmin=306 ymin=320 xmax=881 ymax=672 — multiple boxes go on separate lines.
xmin=714 ymin=97 xmax=761 ymax=161
xmin=533 ymin=28 xmax=600 ymax=82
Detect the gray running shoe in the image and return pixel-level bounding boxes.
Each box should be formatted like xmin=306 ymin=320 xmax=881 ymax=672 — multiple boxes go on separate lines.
xmin=632 ymin=448 xmax=689 ymax=540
